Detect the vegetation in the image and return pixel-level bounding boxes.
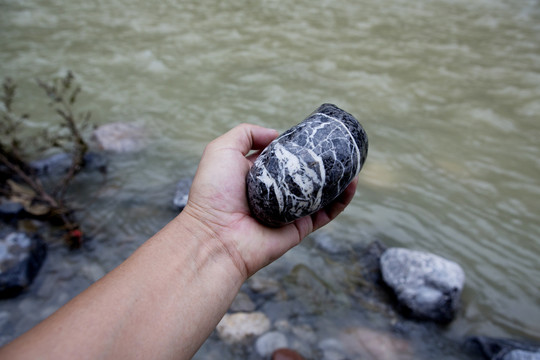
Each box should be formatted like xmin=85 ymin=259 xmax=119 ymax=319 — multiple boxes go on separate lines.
xmin=0 ymin=71 xmax=93 ymax=248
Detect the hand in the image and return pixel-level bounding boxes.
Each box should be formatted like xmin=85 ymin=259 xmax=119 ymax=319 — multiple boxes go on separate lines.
xmin=182 ymin=123 xmax=358 ymax=278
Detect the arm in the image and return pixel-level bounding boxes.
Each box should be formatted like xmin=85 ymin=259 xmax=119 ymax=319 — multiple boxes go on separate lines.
xmin=0 ymin=124 xmax=358 ymax=360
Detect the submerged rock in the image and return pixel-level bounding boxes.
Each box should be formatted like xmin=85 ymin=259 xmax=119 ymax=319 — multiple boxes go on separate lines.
xmin=0 ymin=232 xmax=47 ymax=298
xmin=380 ymin=248 xmax=465 ymax=323
xmin=247 ymin=103 xmax=368 ymax=227
xmin=93 ymin=122 xmax=146 ymax=153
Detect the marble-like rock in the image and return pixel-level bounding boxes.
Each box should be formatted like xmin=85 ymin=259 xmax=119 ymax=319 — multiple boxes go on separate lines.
xmin=255 ymin=331 xmax=288 ymax=357
xmin=0 ymin=232 xmax=47 ymax=298
xmin=247 ymin=103 xmax=368 ymax=227
xmin=93 ymin=122 xmax=146 ymax=153
xmin=380 ymin=247 xmax=465 ymax=323
xmin=216 ymin=311 xmax=271 ymax=343
xmin=172 ymin=177 xmax=193 ymax=211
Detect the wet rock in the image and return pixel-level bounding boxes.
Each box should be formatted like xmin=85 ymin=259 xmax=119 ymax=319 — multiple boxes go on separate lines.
xmin=173 ymin=177 xmax=193 ymax=211
xmin=247 ymin=103 xmax=368 ymax=227
xmin=93 ymin=122 xmax=146 ymax=152
xmin=380 ymin=248 xmax=465 ymax=323
xmin=464 ymin=336 xmax=540 ymax=360
xmin=0 ymin=232 xmax=47 ymax=298
xmin=230 ymin=291 xmax=256 ymax=313
xmin=216 ymin=311 xmax=271 ymax=343
xmin=255 ymin=331 xmax=288 ymax=357
xmin=272 ymin=348 xmax=306 ymax=360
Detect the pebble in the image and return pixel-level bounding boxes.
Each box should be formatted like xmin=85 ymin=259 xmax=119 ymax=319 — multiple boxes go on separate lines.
xmin=216 ymin=312 xmax=270 ymax=343
xmin=229 ymin=291 xmax=256 ymax=313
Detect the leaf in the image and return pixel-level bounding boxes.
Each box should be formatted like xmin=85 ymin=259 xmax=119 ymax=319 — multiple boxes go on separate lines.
xmin=7 ymin=179 xmax=51 ymax=215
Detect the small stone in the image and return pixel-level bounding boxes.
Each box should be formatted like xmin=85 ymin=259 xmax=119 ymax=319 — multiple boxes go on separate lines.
xmin=216 ymin=312 xmax=271 ymax=343
xmin=380 ymin=248 xmax=465 ymax=323
xmin=230 ymin=291 xmax=256 ymax=313
xmin=247 ymin=103 xmax=368 ymax=227
xmin=272 ymin=348 xmax=306 ymax=360
xmin=172 ymin=177 xmax=193 ymax=211
xmin=256 ymin=331 xmax=288 ymax=357
xmin=339 ymin=327 xmax=414 ymax=359
xmin=93 ymin=122 xmax=146 ymax=152
xmin=0 ymin=232 xmax=47 ymax=298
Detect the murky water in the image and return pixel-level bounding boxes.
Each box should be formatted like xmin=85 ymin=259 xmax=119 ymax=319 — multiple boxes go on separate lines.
xmin=1 ymin=0 xmax=539 ymax=358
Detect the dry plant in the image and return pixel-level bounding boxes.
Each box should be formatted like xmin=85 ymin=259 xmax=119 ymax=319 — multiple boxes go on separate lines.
xmin=0 ymin=71 xmax=93 ymax=248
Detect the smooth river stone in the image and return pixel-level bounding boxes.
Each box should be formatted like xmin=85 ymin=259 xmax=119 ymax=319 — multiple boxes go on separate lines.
xmin=247 ymin=103 xmax=368 ymax=227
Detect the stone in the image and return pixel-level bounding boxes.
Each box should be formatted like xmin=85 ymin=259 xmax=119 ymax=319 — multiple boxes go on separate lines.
xmin=93 ymin=122 xmax=146 ymax=152
xmin=247 ymin=103 xmax=368 ymax=227
xmin=464 ymin=336 xmax=540 ymax=360
xmin=272 ymin=348 xmax=306 ymax=360
xmin=216 ymin=311 xmax=271 ymax=343
xmin=380 ymin=247 xmax=465 ymax=323
xmin=255 ymin=331 xmax=288 ymax=357
xmin=0 ymin=232 xmax=47 ymax=298
xmin=247 ymin=275 xmax=282 ymax=297
xmin=172 ymin=177 xmax=193 ymax=211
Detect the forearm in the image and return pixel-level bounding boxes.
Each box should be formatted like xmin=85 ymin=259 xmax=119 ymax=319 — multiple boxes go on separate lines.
xmin=0 ymin=212 xmax=245 ymax=360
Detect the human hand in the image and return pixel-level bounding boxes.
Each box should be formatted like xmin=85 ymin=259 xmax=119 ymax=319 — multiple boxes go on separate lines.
xmin=182 ymin=123 xmax=358 ymax=279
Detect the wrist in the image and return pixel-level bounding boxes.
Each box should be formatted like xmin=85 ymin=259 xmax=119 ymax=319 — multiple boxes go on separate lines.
xmin=170 ymin=208 xmax=248 ymax=284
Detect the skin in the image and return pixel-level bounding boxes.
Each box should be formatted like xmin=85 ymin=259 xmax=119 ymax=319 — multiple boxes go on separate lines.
xmin=0 ymin=123 xmax=358 ymax=360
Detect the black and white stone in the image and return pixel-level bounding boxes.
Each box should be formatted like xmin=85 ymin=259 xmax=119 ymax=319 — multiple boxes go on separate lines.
xmin=247 ymin=103 xmax=368 ymax=227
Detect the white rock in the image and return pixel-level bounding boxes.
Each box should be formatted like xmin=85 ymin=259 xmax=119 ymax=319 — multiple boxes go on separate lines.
xmin=216 ymin=312 xmax=270 ymax=343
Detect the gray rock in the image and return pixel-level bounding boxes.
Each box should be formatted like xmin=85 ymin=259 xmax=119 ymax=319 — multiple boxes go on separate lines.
xmin=380 ymin=247 xmax=465 ymax=323
xmin=173 ymin=177 xmax=193 ymax=211
xmin=0 ymin=232 xmax=47 ymax=298
xmin=247 ymin=103 xmax=368 ymax=227
xmin=255 ymin=331 xmax=288 ymax=357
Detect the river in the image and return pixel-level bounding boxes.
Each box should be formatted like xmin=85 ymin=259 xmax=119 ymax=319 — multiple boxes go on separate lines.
xmin=1 ymin=0 xmax=539 ymax=358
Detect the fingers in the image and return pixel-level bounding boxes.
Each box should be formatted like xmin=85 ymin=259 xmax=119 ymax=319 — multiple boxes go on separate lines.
xmin=311 ymin=176 xmax=359 ymax=232
xmin=211 ymin=123 xmax=278 ymax=156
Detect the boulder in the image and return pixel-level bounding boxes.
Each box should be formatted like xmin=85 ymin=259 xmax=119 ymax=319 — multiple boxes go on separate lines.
xmin=93 ymin=122 xmax=146 ymax=153
xmin=216 ymin=311 xmax=271 ymax=343
xmin=380 ymin=247 xmax=465 ymax=323
xmin=173 ymin=177 xmax=193 ymax=211
xmin=0 ymin=232 xmax=47 ymax=298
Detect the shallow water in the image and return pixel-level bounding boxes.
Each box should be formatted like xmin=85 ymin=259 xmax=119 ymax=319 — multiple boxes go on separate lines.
xmin=1 ymin=0 xmax=539 ymax=357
